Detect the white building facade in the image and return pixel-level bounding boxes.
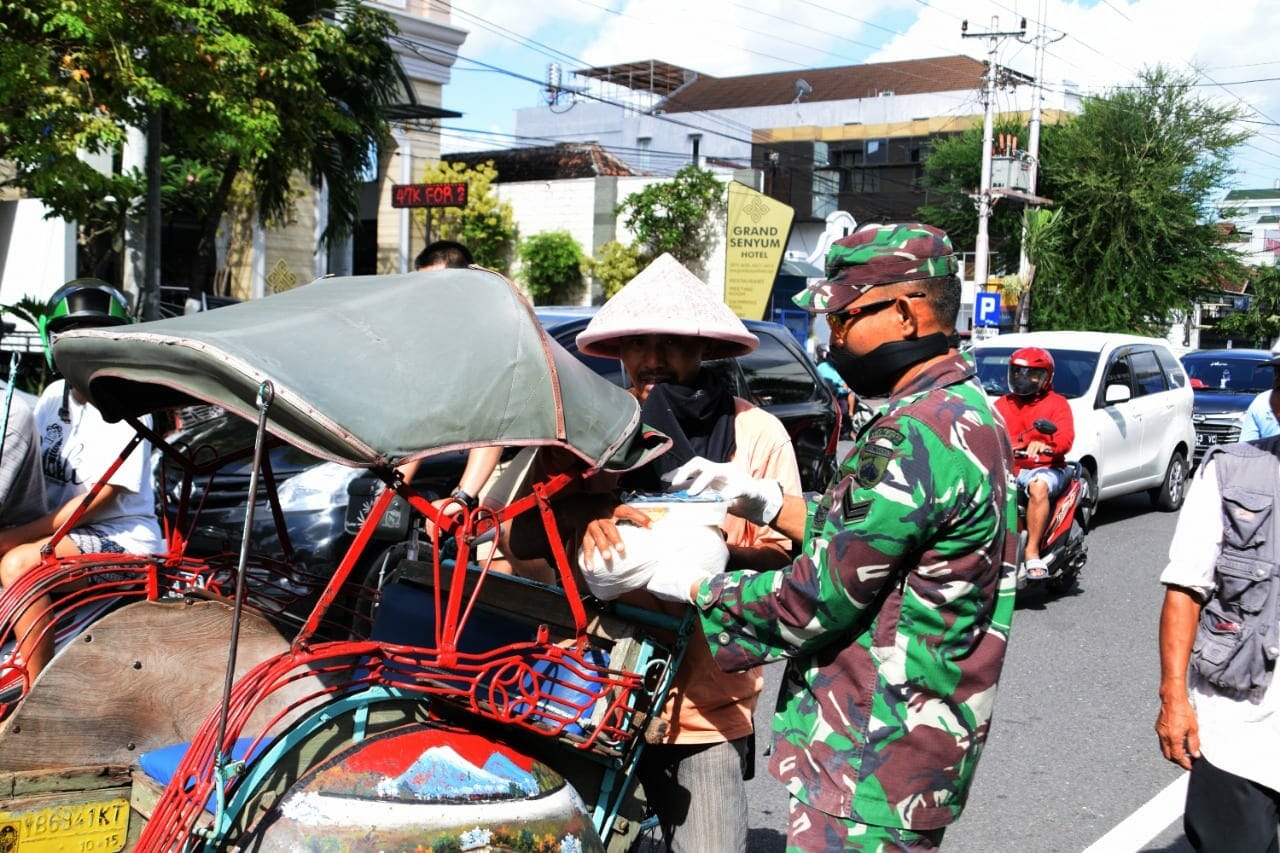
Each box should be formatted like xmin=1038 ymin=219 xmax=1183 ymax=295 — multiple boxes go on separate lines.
xmin=1219 ymin=186 xmax=1280 ymax=268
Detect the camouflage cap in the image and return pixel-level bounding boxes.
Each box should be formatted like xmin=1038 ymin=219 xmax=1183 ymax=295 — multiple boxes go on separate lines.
xmin=793 ymin=222 xmax=959 ymax=314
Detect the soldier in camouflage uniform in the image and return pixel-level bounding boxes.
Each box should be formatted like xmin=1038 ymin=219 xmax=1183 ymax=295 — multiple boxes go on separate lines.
xmin=641 ymin=223 xmax=1018 ymax=851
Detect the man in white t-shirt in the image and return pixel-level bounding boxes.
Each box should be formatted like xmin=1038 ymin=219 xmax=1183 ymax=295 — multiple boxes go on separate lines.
xmin=0 ymin=280 xmax=163 ymax=683
xmin=0 ymin=392 xmax=46 ymax=530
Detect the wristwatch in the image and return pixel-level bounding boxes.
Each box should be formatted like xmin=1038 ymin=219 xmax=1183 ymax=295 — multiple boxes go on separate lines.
xmin=450 ymin=486 xmax=479 ymax=509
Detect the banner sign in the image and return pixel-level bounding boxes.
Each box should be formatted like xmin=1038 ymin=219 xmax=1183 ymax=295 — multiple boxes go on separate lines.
xmin=391 ymin=182 xmax=469 ymax=209
xmin=723 ymin=181 xmax=795 ymax=320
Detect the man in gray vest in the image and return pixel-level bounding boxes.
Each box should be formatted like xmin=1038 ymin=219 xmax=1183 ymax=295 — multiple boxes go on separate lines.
xmin=1156 ymin=436 xmax=1280 ymax=851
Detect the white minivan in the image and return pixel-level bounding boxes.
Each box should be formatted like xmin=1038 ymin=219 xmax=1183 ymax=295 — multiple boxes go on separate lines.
xmin=971 ymin=331 xmax=1196 ymax=515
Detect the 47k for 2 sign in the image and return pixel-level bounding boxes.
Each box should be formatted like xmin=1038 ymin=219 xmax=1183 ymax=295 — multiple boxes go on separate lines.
xmin=391 ymin=183 xmax=468 ymax=209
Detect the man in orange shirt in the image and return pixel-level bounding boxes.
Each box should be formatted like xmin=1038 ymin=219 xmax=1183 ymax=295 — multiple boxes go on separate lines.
xmin=994 ymin=346 xmax=1074 ymax=580
xmin=575 ymin=254 xmax=803 ymax=853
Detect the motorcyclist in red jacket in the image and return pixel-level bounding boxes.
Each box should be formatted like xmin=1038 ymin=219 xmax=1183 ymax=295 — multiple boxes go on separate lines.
xmin=994 ymin=347 xmax=1074 ymax=580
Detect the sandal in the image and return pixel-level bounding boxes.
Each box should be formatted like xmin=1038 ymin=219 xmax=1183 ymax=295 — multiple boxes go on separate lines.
xmin=1024 ymin=558 xmax=1049 ymax=580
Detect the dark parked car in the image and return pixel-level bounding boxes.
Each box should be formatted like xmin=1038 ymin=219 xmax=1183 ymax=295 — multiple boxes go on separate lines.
xmin=536 ymin=307 xmax=839 ymax=492
xmin=157 ymin=308 xmax=839 ymax=594
xmin=1179 ymin=348 xmax=1276 ymax=465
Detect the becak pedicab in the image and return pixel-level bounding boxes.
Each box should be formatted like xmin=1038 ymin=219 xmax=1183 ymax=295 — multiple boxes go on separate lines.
xmin=0 ymin=268 xmax=699 ymax=851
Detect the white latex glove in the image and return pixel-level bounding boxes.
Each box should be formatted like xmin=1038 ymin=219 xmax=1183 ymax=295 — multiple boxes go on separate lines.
xmin=666 ymin=457 xmax=784 ymax=526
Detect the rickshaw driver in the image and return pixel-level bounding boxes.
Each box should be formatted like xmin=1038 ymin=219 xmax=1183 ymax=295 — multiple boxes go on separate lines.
xmin=0 ymin=280 xmax=163 ymax=683
xmin=571 ymin=254 xmax=805 ymax=853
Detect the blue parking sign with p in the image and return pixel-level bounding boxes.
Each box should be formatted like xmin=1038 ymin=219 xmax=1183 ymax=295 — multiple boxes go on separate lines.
xmin=975 ymin=292 xmax=1001 ymax=327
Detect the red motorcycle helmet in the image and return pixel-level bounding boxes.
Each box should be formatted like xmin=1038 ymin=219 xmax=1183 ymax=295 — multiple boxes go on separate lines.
xmin=1008 ymin=346 xmax=1055 ymax=397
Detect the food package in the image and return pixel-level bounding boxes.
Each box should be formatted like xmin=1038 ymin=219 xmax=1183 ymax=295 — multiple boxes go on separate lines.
xmin=578 ymin=520 xmax=728 ymax=601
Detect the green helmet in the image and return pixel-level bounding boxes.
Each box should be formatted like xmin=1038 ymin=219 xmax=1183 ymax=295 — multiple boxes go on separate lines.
xmin=39 ymin=278 xmax=134 ymax=370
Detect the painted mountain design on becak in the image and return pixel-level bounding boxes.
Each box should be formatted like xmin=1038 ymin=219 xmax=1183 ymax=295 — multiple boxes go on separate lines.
xmin=375 ymin=745 xmax=543 ymax=801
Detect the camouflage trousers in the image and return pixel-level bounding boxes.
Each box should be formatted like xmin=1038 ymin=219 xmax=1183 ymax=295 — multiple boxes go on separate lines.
xmin=786 ymin=797 xmax=946 ymax=852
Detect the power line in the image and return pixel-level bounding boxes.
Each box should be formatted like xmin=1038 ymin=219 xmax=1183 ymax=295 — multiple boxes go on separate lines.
xmin=426 ymin=1 xmax=1276 ymax=189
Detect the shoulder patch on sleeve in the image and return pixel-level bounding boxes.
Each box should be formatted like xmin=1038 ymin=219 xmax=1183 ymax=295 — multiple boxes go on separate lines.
xmin=854 ymin=442 xmax=896 ymax=488
xmin=867 ymin=426 xmax=906 ymax=446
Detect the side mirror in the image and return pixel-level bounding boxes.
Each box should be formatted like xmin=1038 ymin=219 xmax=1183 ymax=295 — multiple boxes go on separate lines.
xmin=1104 ymin=383 xmax=1132 ymax=405
xmin=1032 ymin=418 xmax=1058 ymax=435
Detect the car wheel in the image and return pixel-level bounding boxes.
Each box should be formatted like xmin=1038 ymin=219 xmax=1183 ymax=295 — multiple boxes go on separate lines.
xmin=1149 ymin=451 xmax=1188 ymax=512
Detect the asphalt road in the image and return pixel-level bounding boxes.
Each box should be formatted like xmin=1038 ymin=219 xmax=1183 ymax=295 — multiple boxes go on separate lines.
xmin=739 ymin=475 xmax=1199 ymax=853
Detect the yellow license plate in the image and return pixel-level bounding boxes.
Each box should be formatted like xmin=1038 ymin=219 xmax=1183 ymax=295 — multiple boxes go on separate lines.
xmin=0 ymin=797 xmax=129 ymax=852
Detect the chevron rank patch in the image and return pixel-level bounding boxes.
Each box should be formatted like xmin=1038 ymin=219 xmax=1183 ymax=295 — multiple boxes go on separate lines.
xmin=842 ymin=496 xmax=873 ymax=525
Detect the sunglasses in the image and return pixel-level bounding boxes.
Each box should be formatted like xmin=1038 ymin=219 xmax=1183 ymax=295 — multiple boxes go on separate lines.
xmin=827 ymin=291 xmax=926 ymax=327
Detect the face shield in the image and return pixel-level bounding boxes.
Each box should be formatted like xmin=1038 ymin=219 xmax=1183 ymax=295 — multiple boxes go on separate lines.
xmin=1008 ymin=364 xmax=1048 ymax=397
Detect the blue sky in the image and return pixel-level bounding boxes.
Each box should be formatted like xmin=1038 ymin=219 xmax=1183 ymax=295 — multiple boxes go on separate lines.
xmin=436 ymin=0 xmax=1280 ymax=193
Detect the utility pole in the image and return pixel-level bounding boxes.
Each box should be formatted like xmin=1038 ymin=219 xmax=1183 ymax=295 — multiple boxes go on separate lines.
xmin=962 ymin=16 xmax=1026 ymax=304
xmin=1014 ymin=0 xmax=1065 ymax=332
xmin=142 ymin=109 xmax=163 ymax=322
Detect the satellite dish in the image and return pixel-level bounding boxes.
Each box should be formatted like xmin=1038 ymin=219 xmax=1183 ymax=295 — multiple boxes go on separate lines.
xmin=794 ymin=78 xmax=813 ymax=101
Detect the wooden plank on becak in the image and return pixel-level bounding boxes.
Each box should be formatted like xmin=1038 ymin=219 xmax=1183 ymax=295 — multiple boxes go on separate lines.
xmin=0 ymin=598 xmax=321 ymax=772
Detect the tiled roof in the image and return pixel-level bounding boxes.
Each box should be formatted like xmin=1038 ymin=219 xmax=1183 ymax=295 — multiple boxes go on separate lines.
xmin=441 ymin=142 xmax=637 ymax=182
xmin=655 ymin=55 xmax=997 ymax=113
xmin=1224 ymin=188 xmax=1280 ymax=201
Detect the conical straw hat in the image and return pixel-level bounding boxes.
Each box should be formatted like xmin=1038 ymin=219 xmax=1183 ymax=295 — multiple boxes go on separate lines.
xmin=576 ymin=254 xmax=758 ymax=359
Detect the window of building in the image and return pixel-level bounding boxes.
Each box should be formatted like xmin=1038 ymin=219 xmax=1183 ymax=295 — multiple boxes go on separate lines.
xmin=358 ymin=141 xmax=380 ymax=184
xmin=637 ymin=137 xmax=651 ymax=170
xmin=812 ymin=167 xmax=839 ymax=218
xmin=848 ymin=169 xmax=881 ymax=193
xmin=688 ymin=134 xmax=701 ymax=163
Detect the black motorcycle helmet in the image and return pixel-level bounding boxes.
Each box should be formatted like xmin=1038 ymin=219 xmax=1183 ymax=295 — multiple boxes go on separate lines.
xmin=38 ymin=278 xmax=134 ymax=370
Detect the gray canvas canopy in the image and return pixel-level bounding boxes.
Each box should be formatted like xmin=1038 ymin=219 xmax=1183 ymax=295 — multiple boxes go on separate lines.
xmin=53 ymin=270 xmax=664 ymax=471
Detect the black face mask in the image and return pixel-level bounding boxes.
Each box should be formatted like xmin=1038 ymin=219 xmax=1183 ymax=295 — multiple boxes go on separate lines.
xmin=827 ymin=332 xmax=950 ymax=398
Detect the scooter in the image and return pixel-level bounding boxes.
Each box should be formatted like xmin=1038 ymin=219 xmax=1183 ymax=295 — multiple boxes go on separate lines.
xmin=1013 ymin=419 xmax=1089 ymax=595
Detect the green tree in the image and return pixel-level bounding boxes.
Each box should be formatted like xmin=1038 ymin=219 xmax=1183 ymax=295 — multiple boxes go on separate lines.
xmin=518 ymin=230 xmax=586 ymax=305
xmin=617 ymin=165 xmax=725 ymax=273
xmin=1032 ymin=66 xmax=1249 ymax=333
xmin=1214 ymin=265 xmax=1280 ymax=348
xmin=419 ymin=160 xmax=518 ymax=274
xmin=0 ymin=0 xmax=406 ymax=295
xmin=589 ymin=240 xmax=642 ymax=299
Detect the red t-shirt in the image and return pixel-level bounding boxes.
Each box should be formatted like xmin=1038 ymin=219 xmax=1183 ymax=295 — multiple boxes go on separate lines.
xmin=995 ymin=390 xmax=1075 ymax=471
